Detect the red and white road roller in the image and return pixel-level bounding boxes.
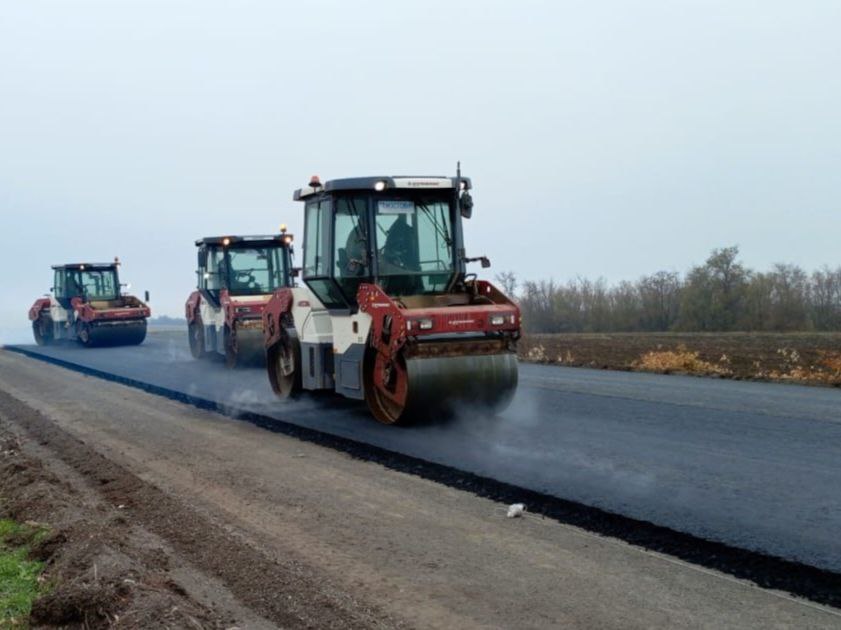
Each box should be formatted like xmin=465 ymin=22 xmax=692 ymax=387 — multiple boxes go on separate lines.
xmin=263 ymin=170 xmax=521 ymax=424
xmin=185 ymin=232 xmax=295 ymax=367
xmin=28 ymin=260 xmax=150 ymax=347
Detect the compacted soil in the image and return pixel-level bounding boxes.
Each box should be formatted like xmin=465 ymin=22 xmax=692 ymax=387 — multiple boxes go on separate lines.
xmin=1 ymin=350 xmax=840 ymax=629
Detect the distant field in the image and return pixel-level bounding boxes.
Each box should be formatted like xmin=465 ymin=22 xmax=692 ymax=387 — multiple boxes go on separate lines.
xmin=519 ymin=332 xmax=841 ymax=386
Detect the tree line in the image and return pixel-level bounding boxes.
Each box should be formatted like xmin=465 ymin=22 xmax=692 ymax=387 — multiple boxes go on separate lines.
xmin=497 ymin=247 xmax=841 ymax=333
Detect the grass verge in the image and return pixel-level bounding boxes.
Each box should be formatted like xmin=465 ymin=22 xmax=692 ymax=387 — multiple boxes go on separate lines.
xmin=0 ymin=519 xmax=48 ymax=628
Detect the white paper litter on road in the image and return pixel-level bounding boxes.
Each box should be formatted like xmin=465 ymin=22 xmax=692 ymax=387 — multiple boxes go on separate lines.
xmin=507 ymin=503 xmax=525 ymax=518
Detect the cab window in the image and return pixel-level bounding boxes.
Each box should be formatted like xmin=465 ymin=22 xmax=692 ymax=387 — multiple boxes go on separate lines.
xmin=54 ymin=270 xmax=65 ymax=297
xmin=304 ymin=199 xmax=331 ymax=277
xmin=333 ymin=195 xmax=369 ymax=300
xmin=374 ymin=198 xmax=455 ymax=295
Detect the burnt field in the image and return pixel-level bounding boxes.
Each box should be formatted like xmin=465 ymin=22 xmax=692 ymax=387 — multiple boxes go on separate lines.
xmin=519 ymin=332 xmax=841 ymax=386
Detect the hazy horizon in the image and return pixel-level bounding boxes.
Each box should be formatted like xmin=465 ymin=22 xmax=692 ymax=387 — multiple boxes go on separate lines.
xmin=2 ymin=1 xmax=840 ymax=341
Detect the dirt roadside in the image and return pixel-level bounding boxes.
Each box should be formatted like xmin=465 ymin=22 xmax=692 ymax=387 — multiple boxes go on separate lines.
xmin=0 ymin=383 xmax=396 ymax=628
xmin=520 ymin=332 xmax=841 ymax=385
xmin=0 ymin=418 xmax=271 ymax=629
xmin=1 ymin=350 xmax=840 ymax=629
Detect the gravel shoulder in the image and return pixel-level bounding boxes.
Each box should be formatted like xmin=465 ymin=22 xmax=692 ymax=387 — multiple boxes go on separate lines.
xmin=0 ymin=349 xmax=839 ymax=629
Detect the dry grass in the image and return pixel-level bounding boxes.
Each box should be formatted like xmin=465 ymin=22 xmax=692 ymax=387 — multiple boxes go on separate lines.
xmin=634 ymin=347 xmax=731 ymax=377
xmin=766 ymin=350 xmax=841 ymax=384
xmin=821 ymin=352 xmax=841 ymax=374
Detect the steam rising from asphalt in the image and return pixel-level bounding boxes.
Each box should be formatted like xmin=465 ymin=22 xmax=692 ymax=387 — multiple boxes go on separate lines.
xmin=10 ymin=327 xmax=657 ymax=515
xmin=219 ymin=387 xmax=272 ymax=418
xmin=164 ymin=334 xmax=193 ymax=362
xmin=444 ymin=380 xmax=656 ymax=501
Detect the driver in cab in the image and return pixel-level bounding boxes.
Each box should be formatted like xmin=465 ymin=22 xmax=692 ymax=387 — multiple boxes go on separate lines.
xmin=379 ymin=213 xmax=422 ymax=294
xmin=381 ymin=214 xmax=418 ymax=273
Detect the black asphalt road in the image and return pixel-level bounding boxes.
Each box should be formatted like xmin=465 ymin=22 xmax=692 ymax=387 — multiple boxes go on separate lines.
xmin=9 ymin=329 xmax=841 ymax=573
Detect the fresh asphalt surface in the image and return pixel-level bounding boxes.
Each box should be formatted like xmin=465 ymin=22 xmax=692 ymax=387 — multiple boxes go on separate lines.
xmin=9 ymin=329 xmax=841 ymax=574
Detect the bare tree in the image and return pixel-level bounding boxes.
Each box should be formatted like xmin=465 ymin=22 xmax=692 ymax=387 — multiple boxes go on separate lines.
xmin=767 ymin=263 xmax=809 ymax=330
xmin=494 ymin=271 xmax=518 ymax=297
xmin=517 ymin=248 xmax=841 ymax=334
xmin=809 ymin=266 xmax=841 ymax=330
xmin=638 ymin=271 xmax=681 ymax=331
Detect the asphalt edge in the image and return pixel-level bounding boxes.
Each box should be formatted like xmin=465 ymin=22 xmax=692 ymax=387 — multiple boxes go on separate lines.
xmin=4 ymin=344 xmax=841 ymax=609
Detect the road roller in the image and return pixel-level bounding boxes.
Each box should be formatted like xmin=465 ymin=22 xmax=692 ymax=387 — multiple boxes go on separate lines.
xmin=185 ymin=231 xmax=295 ymax=367
xmin=28 ymin=259 xmax=151 ymax=347
xmin=262 ymin=169 xmax=521 ymax=424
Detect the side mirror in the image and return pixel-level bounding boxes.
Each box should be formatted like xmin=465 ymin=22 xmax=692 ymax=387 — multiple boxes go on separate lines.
xmin=49 ymin=287 xmax=54 ymax=293
xmin=291 ymin=267 xmax=301 ymax=278
xmin=464 ymin=255 xmax=491 ymax=268
xmin=459 ymin=191 xmax=474 ymax=219
xmin=197 ymin=248 xmax=208 ymax=268
xmin=144 ymin=290 xmax=150 ymax=302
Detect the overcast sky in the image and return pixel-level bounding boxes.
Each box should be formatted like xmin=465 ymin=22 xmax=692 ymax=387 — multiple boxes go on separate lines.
xmin=2 ymin=1 xmax=839 ymax=339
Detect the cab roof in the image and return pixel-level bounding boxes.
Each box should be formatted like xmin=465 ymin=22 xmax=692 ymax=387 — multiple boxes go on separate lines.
xmin=294 ymin=175 xmax=471 ymax=201
xmin=195 ymin=234 xmax=293 ymax=247
xmin=52 ymin=263 xmax=118 ymax=271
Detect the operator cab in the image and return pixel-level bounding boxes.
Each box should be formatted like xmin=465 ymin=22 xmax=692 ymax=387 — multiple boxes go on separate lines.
xmin=295 ymin=175 xmax=476 ymax=311
xmin=52 ymin=263 xmax=120 ymax=308
xmin=195 ymin=234 xmax=295 ymax=305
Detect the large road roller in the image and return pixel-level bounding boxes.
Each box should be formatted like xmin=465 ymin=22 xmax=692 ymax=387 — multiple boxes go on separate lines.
xmin=185 ymin=232 xmax=295 ymax=367
xmin=28 ymin=260 xmax=151 ymax=347
xmin=263 ymin=171 xmax=521 ymax=424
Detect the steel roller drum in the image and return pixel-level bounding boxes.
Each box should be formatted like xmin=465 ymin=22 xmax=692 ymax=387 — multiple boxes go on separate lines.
xmin=402 ymin=352 xmax=518 ymax=419
xmin=84 ymin=320 xmax=147 ymax=347
xmin=229 ymin=329 xmax=266 ymax=366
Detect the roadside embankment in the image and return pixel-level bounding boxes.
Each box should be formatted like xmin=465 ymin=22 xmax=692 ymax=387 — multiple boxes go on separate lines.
xmin=520 ymin=332 xmax=841 ymax=385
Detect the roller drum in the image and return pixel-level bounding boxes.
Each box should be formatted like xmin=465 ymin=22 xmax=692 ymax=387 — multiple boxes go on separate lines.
xmin=404 ymin=352 xmax=518 ymax=418
xmin=226 ymin=327 xmax=266 ymax=367
xmin=367 ymin=349 xmax=518 ymax=423
xmin=82 ymin=319 xmax=147 ymax=347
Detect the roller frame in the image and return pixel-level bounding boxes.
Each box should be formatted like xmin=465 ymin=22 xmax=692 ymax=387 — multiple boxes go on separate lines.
xmin=185 ymin=289 xmax=273 ymax=367
xmin=357 ymin=282 xmax=520 ymax=422
xmin=262 ymin=282 xmax=520 ymax=424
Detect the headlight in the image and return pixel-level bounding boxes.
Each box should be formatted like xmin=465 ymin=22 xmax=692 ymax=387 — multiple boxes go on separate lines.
xmin=491 ymin=314 xmax=516 ymax=326
xmin=408 ymin=318 xmax=433 ymax=331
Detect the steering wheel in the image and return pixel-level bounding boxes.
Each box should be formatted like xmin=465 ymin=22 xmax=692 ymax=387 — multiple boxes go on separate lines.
xmin=234 ymin=270 xmax=256 ymax=286
xmin=379 ymin=247 xmax=408 ymax=271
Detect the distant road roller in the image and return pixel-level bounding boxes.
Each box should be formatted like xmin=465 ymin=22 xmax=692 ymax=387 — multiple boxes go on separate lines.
xmin=263 ymin=170 xmax=520 ymax=424
xmin=28 ymin=260 xmax=151 ymax=347
xmin=185 ymin=233 xmax=295 ymax=367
